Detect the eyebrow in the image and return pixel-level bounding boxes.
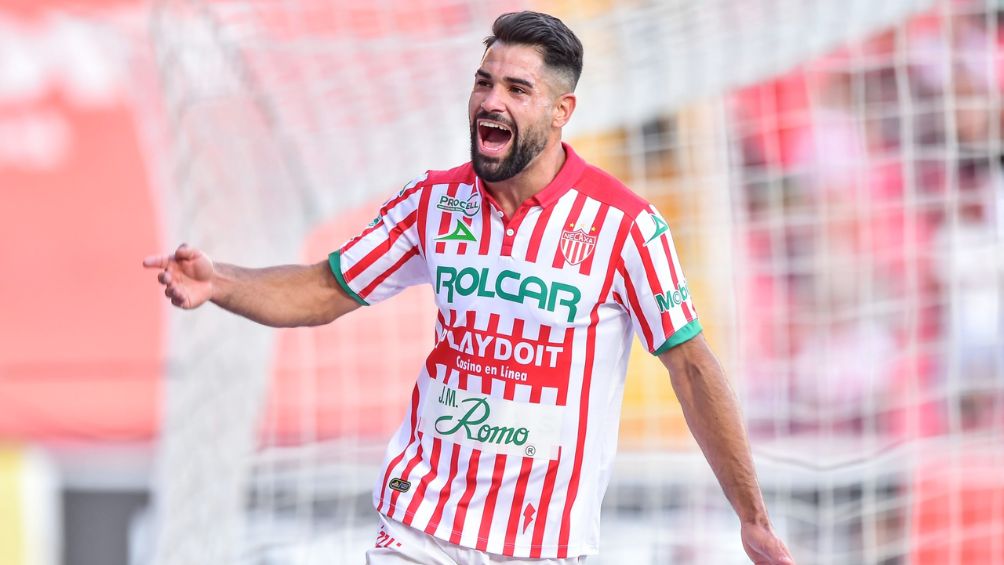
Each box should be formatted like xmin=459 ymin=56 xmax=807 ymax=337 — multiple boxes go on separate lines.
xmin=475 ymin=69 xmax=535 ymax=90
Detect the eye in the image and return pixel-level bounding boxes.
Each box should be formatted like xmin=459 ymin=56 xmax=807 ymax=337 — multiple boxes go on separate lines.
xmin=475 ymin=78 xmax=491 ymax=88
xmin=510 ymin=86 xmax=527 ymax=95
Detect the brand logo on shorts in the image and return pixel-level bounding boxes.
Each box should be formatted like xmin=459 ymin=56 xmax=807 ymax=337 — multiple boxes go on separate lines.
xmin=388 ymin=478 xmax=411 ymax=493
xmin=437 ymin=194 xmax=480 ymax=217
xmin=559 ymin=225 xmax=597 ymax=265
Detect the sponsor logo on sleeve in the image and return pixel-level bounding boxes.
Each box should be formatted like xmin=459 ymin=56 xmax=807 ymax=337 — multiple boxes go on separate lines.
xmin=655 ymin=282 xmax=690 ymax=313
xmin=644 ymin=213 xmax=670 ymax=246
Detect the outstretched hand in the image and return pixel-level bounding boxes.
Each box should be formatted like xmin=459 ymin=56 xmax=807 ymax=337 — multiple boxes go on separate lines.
xmin=143 ymin=243 xmax=215 ymax=309
xmin=741 ymin=521 xmax=796 ymax=564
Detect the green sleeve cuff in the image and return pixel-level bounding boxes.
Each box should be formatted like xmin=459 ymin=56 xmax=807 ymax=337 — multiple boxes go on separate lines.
xmin=328 ymin=251 xmax=369 ymax=306
xmin=653 ymin=319 xmax=702 ymax=355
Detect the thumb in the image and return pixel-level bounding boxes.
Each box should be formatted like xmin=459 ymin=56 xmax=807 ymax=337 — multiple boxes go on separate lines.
xmin=174 ymin=243 xmax=199 ymax=261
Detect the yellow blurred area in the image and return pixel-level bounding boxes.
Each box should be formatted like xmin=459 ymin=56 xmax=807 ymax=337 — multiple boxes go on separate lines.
xmin=0 ymin=446 xmax=26 ymax=565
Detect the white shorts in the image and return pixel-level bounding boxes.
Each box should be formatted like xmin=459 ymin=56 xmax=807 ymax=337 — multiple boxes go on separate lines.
xmin=365 ymin=513 xmax=587 ymax=565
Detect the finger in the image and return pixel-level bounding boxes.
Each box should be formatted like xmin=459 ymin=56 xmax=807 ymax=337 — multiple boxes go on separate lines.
xmin=158 ymin=270 xmax=172 ymax=285
xmin=143 ymin=255 xmax=172 ymax=269
xmin=167 ymin=287 xmax=188 ymax=307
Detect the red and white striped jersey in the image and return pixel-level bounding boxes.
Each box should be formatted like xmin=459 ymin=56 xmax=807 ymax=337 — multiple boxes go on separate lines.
xmin=330 ymin=143 xmax=701 ymax=559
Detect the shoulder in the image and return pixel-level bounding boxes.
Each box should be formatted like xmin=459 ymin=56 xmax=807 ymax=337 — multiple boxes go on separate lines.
xmin=420 ymin=162 xmax=476 ymax=187
xmin=571 ymin=161 xmax=673 ymax=249
xmin=394 ymin=163 xmax=476 ymax=196
xmin=382 ymin=163 xmax=476 ymax=212
xmin=573 ymin=163 xmax=651 ymax=221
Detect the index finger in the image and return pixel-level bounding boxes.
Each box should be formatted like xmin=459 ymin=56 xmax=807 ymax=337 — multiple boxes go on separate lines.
xmin=142 ymin=254 xmax=174 ymax=269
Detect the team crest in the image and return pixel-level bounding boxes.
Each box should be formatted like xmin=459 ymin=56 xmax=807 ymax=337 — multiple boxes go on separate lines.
xmin=559 ymin=226 xmax=597 ymax=265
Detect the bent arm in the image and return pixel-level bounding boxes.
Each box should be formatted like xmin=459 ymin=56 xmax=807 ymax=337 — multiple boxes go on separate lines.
xmin=212 ymin=260 xmax=361 ymax=328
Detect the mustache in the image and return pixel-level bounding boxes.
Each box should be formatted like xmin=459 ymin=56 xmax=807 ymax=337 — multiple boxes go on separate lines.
xmin=473 ymin=111 xmax=516 ymax=131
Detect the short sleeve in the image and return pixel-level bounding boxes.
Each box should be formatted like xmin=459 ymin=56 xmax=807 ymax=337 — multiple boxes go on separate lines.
xmin=612 ymin=206 xmax=701 ymax=354
xmin=329 ymin=173 xmax=430 ymax=305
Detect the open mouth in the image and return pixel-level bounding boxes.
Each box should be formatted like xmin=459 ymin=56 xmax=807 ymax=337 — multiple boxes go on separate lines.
xmin=477 ymin=119 xmax=514 ymax=156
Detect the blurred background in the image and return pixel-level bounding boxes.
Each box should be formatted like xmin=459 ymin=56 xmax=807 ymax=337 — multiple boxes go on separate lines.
xmin=0 ymin=0 xmax=1001 ymax=564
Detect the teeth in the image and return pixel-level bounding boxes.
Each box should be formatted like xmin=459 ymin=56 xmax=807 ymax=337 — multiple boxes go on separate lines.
xmin=481 ymin=121 xmax=510 ymax=132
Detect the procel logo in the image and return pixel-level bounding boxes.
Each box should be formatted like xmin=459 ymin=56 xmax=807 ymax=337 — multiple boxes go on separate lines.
xmin=437 ymin=194 xmax=481 ymax=216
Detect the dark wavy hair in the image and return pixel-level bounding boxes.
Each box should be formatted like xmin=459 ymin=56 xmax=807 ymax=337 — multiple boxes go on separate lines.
xmin=484 ymin=11 xmax=584 ymax=92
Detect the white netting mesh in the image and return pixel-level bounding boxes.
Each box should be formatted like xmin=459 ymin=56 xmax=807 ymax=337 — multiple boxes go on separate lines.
xmin=145 ymin=1 xmax=1004 ymax=563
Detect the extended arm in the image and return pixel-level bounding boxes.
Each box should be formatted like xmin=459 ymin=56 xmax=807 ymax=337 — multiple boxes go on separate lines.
xmin=659 ymin=334 xmax=794 ymax=564
xmin=143 ymin=243 xmax=360 ymax=327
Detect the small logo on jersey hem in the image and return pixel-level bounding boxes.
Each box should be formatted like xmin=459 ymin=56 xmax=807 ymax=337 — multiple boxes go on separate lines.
xmin=644 ymin=214 xmax=670 ymax=246
xmin=522 ymin=503 xmax=536 ymax=533
xmin=388 ymin=478 xmax=411 ymax=493
xmin=436 ymin=221 xmax=478 ymax=242
xmin=437 ymin=194 xmax=480 ymax=217
xmin=560 ymin=224 xmax=597 ymax=265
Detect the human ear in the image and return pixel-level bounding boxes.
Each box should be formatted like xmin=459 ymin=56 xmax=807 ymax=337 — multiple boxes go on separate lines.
xmin=552 ymin=92 xmax=576 ymax=128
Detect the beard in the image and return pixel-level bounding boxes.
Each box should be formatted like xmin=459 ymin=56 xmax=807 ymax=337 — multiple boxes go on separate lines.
xmin=470 ymin=112 xmax=547 ymax=182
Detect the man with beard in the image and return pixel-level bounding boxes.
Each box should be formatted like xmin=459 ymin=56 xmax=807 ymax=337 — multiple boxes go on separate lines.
xmin=144 ymin=11 xmax=794 ymax=565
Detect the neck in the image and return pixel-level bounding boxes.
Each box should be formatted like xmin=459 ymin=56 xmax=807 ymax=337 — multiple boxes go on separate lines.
xmin=483 ymin=140 xmax=566 ymax=218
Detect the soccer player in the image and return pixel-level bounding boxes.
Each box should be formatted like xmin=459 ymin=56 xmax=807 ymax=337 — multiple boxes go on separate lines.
xmin=144 ymin=11 xmax=795 ymax=565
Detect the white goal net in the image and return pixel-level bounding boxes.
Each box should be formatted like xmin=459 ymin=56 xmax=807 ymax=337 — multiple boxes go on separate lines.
xmin=145 ymin=1 xmax=1004 ymax=563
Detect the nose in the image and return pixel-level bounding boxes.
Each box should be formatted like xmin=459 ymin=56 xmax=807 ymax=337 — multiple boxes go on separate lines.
xmin=479 ymin=85 xmax=505 ymax=115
